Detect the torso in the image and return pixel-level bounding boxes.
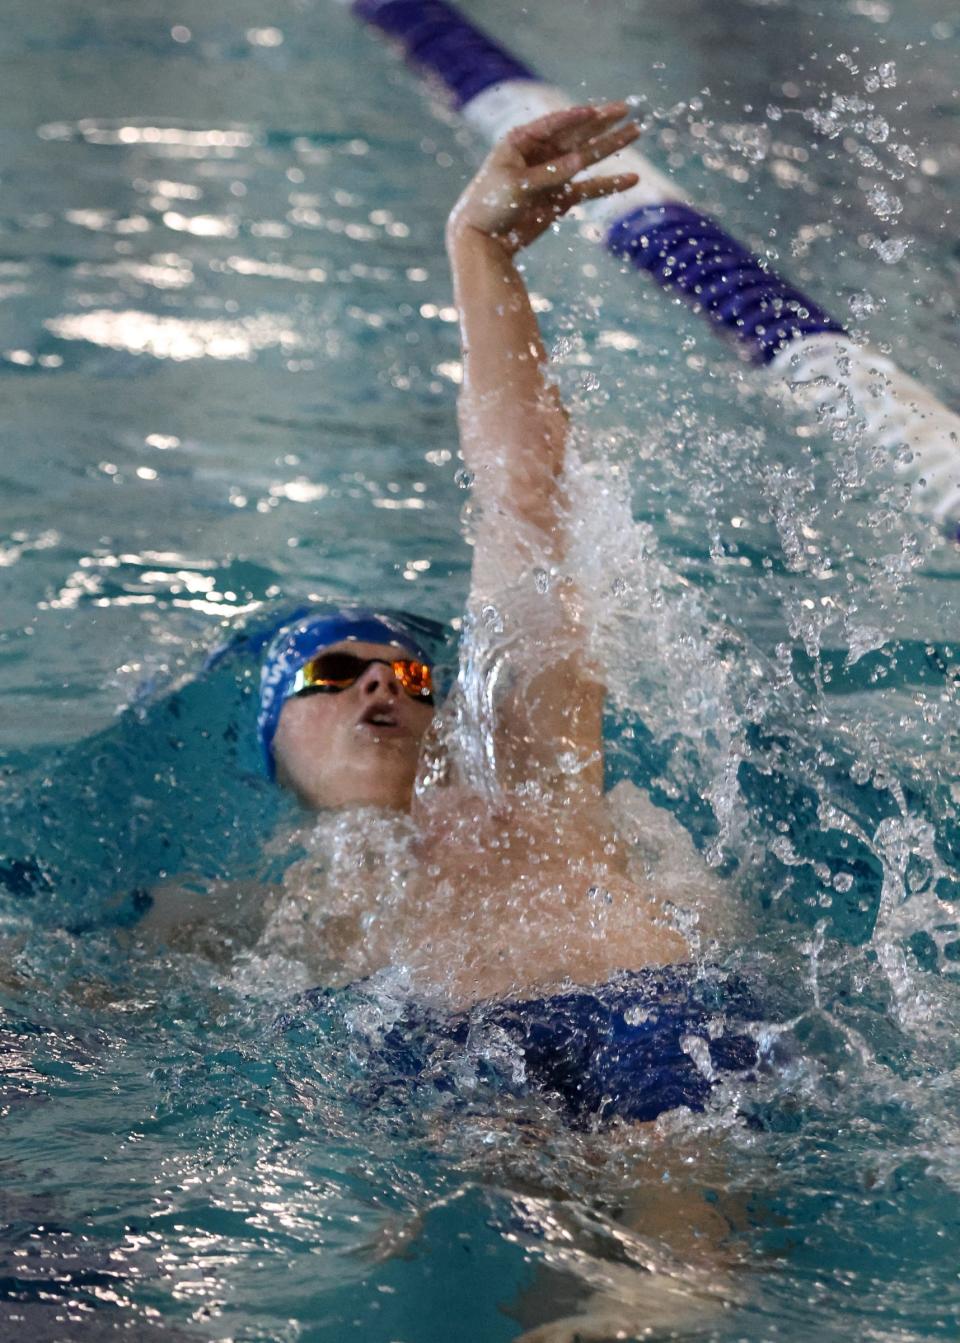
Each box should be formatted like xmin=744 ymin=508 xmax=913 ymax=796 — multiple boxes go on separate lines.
xmin=264 ymin=781 xmax=692 ymax=1009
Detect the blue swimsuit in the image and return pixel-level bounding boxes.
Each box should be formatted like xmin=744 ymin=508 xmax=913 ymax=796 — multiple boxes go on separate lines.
xmin=286 ymin=964 xmax=768 ymax=1127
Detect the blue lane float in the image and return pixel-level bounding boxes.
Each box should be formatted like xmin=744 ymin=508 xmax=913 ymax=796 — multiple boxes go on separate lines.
xmin=349 ymin=0 xmax=960 ymax=530
xmin=353 ymin=0 xmax=536 ymax=105
xmin=605 ymin=202 xmax=844 ymax=365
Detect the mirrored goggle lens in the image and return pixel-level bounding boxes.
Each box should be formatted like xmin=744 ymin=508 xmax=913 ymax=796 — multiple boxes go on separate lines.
xmin=297 ymin=651 xmax=434 ymax=701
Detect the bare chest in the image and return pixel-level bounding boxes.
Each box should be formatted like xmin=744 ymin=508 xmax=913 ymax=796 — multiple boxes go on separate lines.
xmin=267 ymin=788 xmax=690 ymax=1006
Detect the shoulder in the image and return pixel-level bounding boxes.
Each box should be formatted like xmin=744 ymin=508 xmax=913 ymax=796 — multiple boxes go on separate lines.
xmin=131 ymin=876 xmax=272 ymax=961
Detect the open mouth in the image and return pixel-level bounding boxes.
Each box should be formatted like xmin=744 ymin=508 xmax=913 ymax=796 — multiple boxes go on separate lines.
xmin=358 ymin=705 xmax=402 ymax=732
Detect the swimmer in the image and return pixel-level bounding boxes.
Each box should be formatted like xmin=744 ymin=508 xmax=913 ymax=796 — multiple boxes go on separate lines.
xmin=143 ymin=106 xmax=762 ymax=1340
xmin=258 ymin=104 xmax=710 ymax=1006
xmin=224 ymin=103 xmax=759 ymax=1038
xmin=142 ymin=100 xmax=758 ymax=1127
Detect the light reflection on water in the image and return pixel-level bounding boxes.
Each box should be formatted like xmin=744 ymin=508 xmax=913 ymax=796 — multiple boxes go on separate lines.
xmin=45 ymin=308 xmax=302 ymax=360
xmin=1 ymin=0 xmax=959 ymax=1338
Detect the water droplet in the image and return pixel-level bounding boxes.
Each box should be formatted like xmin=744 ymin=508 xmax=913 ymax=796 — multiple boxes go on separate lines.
xmin=848 ymin=291 xmax=876 ymax=319
xmin=866 ymin=185 xmax=902 ymax=220
xmin=873 ymin=236 xmax=912 ymax=263
xmin=680 ymin=1034 xmax=717 ymax=1081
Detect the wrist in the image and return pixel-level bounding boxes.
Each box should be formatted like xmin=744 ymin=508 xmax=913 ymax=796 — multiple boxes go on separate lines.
xmin=445 ymin=217 xmax=513 ymax=260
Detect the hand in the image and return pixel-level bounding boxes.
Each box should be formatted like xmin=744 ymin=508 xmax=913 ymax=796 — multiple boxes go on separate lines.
xmin=447 ymin=102 xmax=640 ymax=256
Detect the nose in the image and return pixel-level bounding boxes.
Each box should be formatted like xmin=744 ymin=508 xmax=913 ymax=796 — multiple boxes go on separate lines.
xmin=358 ymin=660 xmax=400 ymax=697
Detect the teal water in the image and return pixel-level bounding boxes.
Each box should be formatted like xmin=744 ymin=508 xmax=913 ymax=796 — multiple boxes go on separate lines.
xmin=1 ymin=0 xmax=959 ymax=1338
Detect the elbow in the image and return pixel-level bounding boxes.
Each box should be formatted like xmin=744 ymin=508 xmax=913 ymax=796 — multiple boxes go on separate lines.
xmin=483 ymin=466 xmax=565 ymax=544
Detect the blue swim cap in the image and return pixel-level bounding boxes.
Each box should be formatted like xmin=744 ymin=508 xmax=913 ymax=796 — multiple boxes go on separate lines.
xmin=257 ymin=606 xmax=437 ymax=779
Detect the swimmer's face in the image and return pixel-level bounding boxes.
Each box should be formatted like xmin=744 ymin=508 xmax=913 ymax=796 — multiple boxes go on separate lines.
xmin=271 ymin=641 xmax=437 ymax=811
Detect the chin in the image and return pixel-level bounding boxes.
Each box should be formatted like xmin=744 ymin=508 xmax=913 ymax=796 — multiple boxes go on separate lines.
xmin=294 ymin=764 xmax=417 ymax=814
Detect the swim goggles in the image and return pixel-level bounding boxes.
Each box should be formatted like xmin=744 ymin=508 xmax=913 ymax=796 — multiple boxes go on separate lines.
xmin=290 ymin=649 xmax=435 ymax=704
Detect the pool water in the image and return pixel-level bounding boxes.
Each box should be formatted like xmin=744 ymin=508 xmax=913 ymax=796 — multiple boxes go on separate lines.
xmin=1 ymin=0 xmax=959 ymax=1338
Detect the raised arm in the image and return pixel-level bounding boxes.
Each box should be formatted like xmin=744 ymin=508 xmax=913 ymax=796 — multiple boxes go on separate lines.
xmin=445 ymin=104 xmax=639 ymax=560
xmin=445 ymin=105 xmax=640 ymax=796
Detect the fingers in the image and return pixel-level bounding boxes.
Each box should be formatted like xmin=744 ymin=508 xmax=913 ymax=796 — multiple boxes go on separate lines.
xmin=507 ymin=101 xmax=632 ymax=163
xmin=555 ymin=101 xmax=632 ymax=152
xmin=552 ymin=172 xmax=640 ymax=205
xmin=523 ymin=119 xmax=640 ymax=191
xmin=507 ymin=105 xmax=601 ymax=161
xmin=575 ymin=118 xmax=641 ymax=168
